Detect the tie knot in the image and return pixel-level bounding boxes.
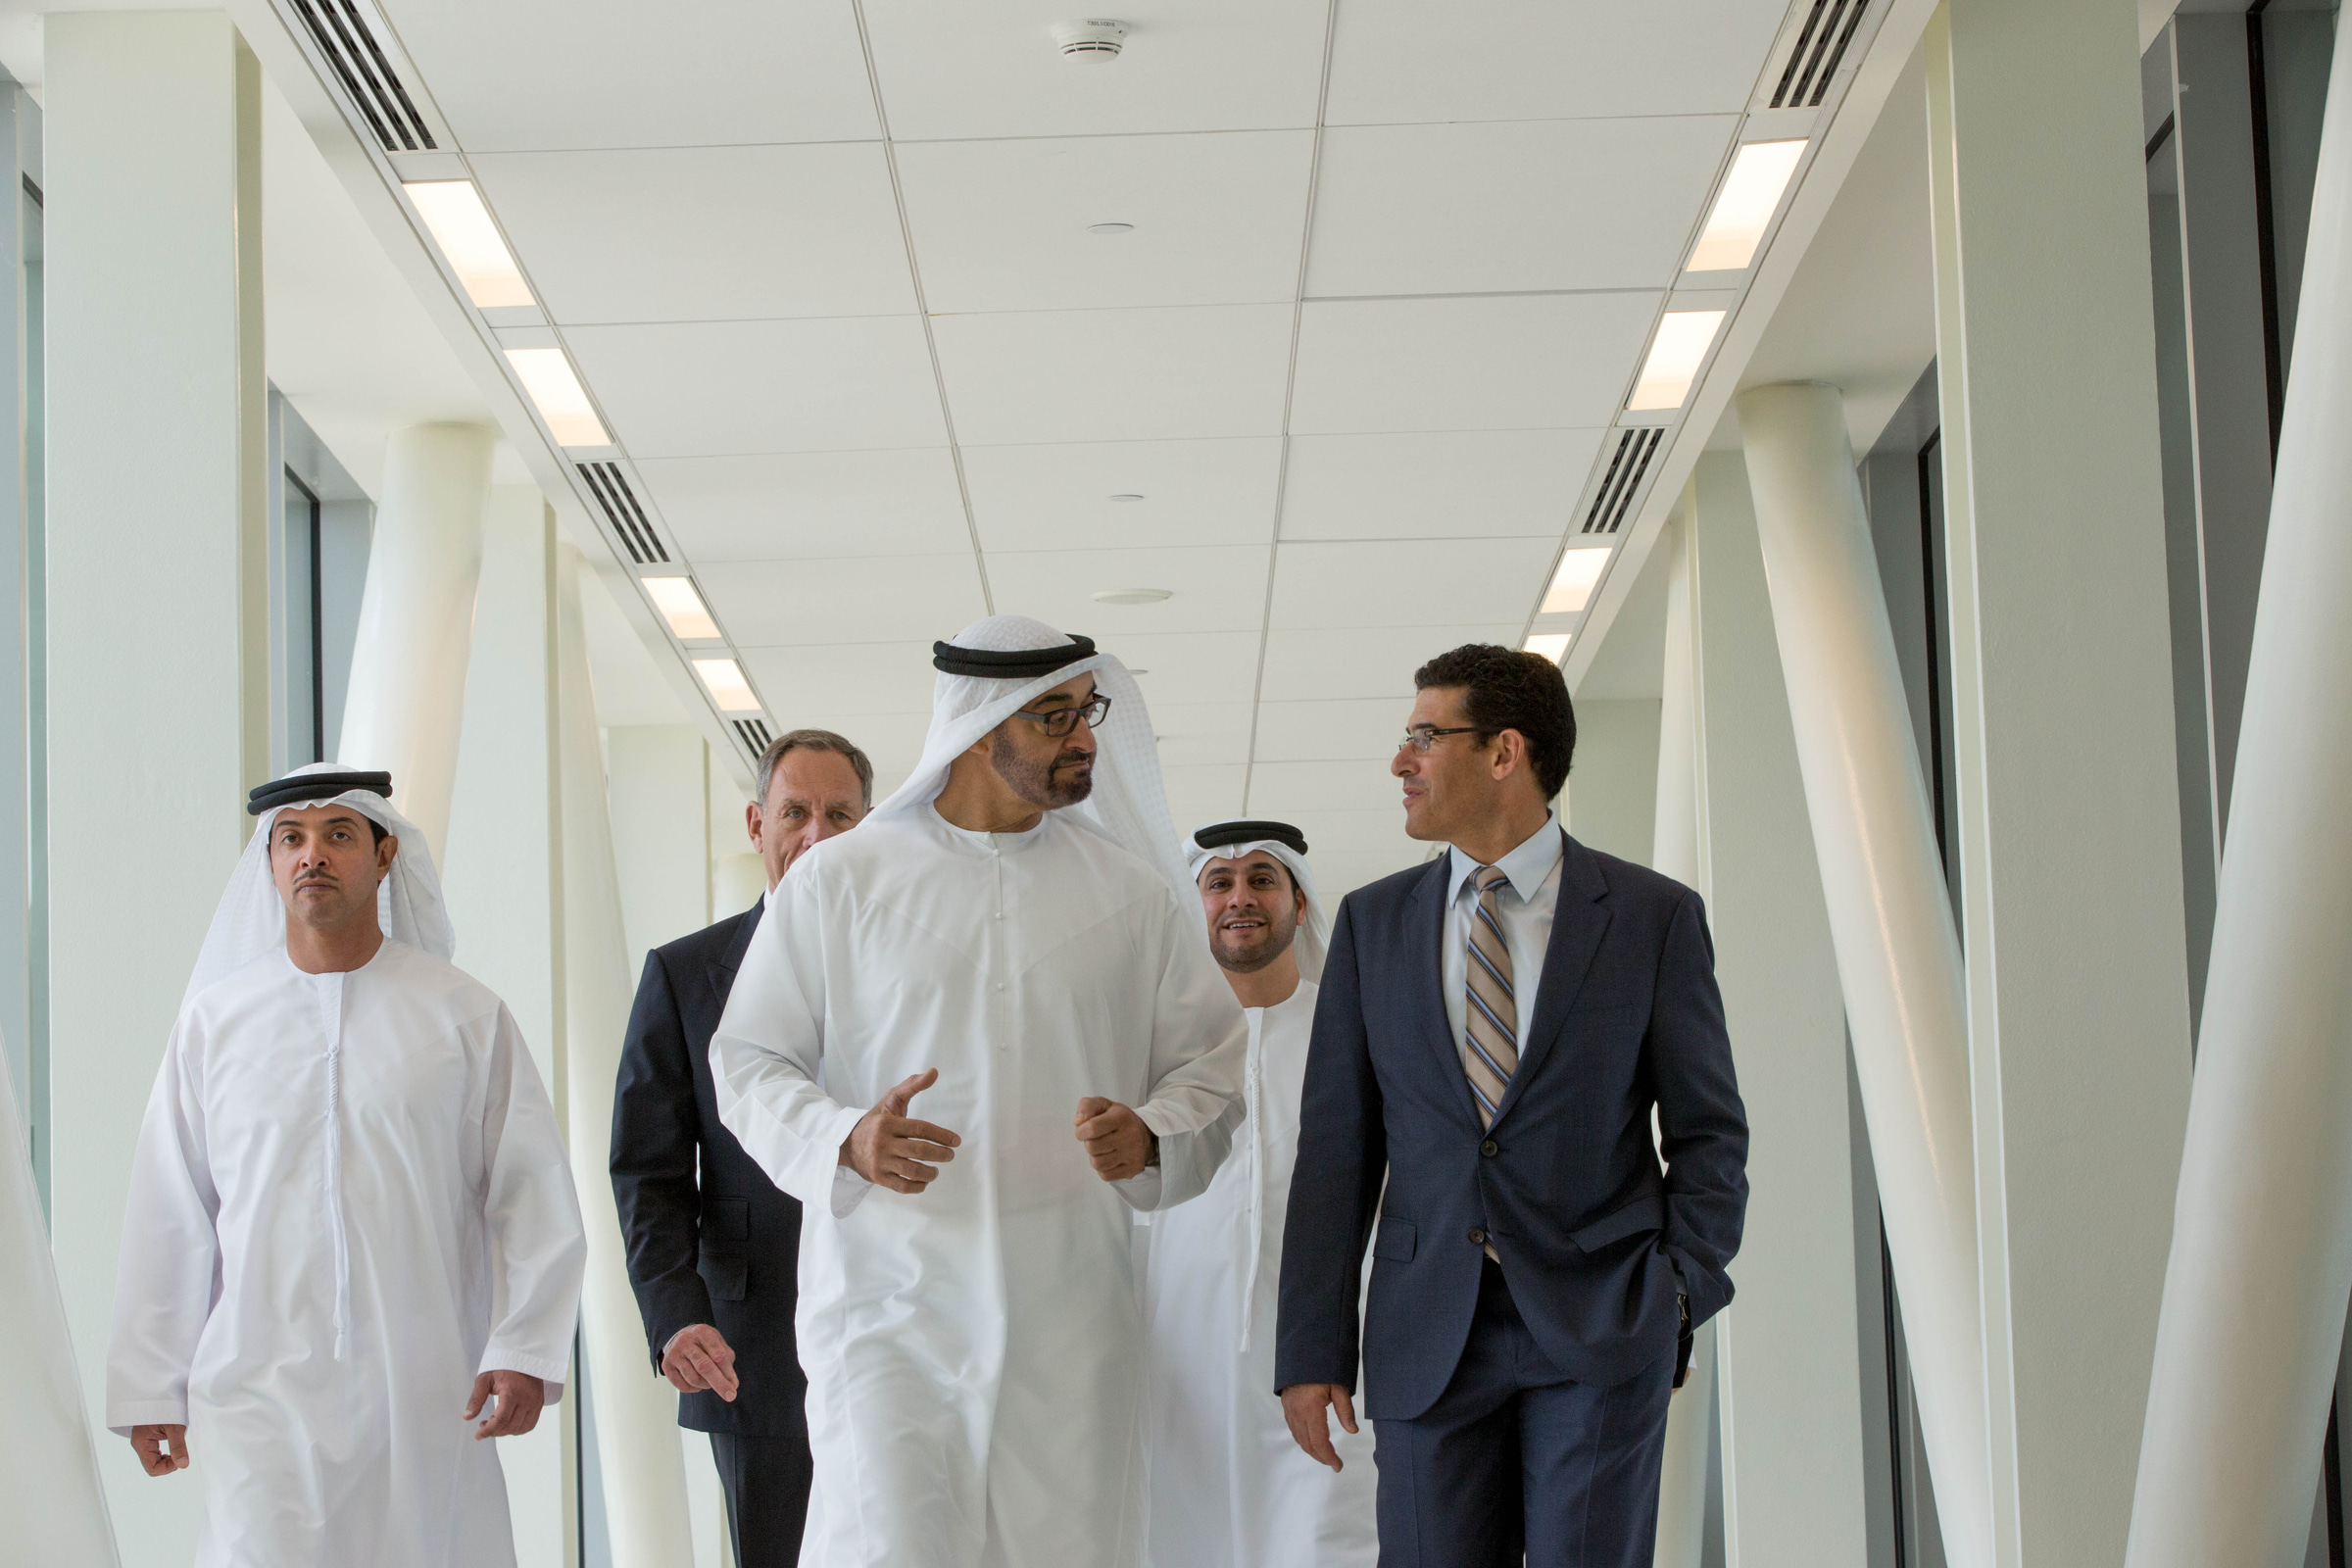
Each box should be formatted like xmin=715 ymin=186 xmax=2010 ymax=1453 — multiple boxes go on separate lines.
xmin=1475 ymin=865 xmax=1509 ymax=897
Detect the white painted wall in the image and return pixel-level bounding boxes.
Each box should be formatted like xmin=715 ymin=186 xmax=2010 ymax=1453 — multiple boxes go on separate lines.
xmin=1564 ymin=698 xmax=1660 ymax=866
xmin=606 ymin=724 xmax=710 ymax=968
xmin=1686 ymin=454 xmax=1870 ymax=1568
xmin=43 ymin=15 xmax=266 ymax=1560
xmin=1927 ymin=3 xmax=2195 ymax=1560
xmin=443 ymin=485 xmax=572 ymax=1568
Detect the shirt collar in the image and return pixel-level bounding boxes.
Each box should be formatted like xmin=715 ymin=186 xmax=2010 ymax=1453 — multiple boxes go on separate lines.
xmin=1446 ymin=811 xmax=1563 ymax=905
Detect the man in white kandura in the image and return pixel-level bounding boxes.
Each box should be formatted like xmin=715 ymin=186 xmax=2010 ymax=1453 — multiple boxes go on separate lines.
xmin=1143 ymin=820 xmax=1378 ymax=1568
xmin=108 ymin=763 xmax=586 ymax=1568
xmin=711 ymin=614 xmax=1248 ymax=1568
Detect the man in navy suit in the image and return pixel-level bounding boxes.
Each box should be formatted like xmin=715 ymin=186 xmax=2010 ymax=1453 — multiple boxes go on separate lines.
xmin=611 ymin=729 xmax=872 ymax=1567
xmin=1275 ymin=645 xmax=1746 ymax=1568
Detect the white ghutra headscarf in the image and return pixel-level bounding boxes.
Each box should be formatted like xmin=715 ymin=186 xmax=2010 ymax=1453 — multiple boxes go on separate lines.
xmin=181 ymin=761 xmax=455 ymax=1007
xmin=1184 ymin=818 xmax=1330 ymax=984
xmin=871 ymin=613 xmax=1194 ymax=912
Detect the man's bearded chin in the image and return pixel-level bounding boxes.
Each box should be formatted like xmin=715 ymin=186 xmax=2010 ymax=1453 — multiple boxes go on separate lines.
xmin=991 ymin=730 xmax=1095 ymax=808
xmin=1211 ymin=916 xmax=1296 ymax=975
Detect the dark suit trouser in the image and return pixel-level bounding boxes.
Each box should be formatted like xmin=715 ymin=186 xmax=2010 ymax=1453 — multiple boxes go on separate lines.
xmin=709 ymin=1430 xmax=813 ymax=1568
xmin=1374 ymin=1260 xmax=1674 ymax=1568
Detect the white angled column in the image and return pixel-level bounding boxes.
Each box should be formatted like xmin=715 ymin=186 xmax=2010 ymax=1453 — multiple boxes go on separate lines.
xmin=555 ymin=546 xmax=694 ymax=1567
xmin=337 ymin=423 xmax=494 ymax=862
xmin=1647 ymin=511 xmax=1713 ymax=1568
xmin=605 ymin=724 xmax=711 ymax=964
xmin=441 ymin=487 xmax=569 ymax=1568
xmin=1735 ymin=380 xmax=1991 ymax=1568
xmin=2127 ymin=15 xmax=2352 ymax=1566
xmin=42 ymin=15 xmax=267 ymax=1561
xmin=1926 ymin=2 xmax=2195 ymax=1562
xmin=1683 ymin=455 xmax=1870 ymax=1567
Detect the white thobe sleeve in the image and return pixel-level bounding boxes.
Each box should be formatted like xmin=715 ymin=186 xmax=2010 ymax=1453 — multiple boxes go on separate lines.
xmin=710 ymin=873 xmax=870 ymax=1218
xmin=476 ymin=1006 xmax=587 ymax=1400
xmin=106 ymin=1017 xmax=220 ymax=1435
xmin=1121 ymin=901 xmax=1249 ymax=1213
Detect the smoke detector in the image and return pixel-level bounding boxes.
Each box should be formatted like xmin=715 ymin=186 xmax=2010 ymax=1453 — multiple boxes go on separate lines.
xmin=1052 ymin=19 xmax=1128 ymax=61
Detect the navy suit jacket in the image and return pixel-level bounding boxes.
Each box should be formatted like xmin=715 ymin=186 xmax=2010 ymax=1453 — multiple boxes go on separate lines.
xmin=610 ymin=900 xmax=807 ymax=1437
xmin=1274 ymin=831 xmax=1747 ymax=1420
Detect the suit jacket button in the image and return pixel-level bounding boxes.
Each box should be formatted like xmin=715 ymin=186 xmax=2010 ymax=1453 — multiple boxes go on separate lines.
xmin=1480 ymin=1139 xmax=1498 ymax=1157
xmin=1467 ymin=1227 xmax=1488 ymax=1246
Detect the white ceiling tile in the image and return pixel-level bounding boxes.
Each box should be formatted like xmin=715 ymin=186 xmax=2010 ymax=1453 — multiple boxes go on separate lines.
xmin=897 ymin=132 xmax=1313 ymax=314
xmin=964 ymin=439 xmax=1281 ymax=552
xmin=702 ymin=554 xmax=986 ymax=646
xmin=1307 ymin=119 xmax=1733 ymax=297
xmin=1246 ymin=759 xmax=1405 ymax=815
xmin=736 ymin=641 xmax=942 ymax=716
xmin=1289 ymin=294 xmax=1659 ymax=434
xmin=1251 ymin=697 xmax=1412 ymax=763
xmin=861 ymin=0 xmax=1329 ymax=140
xmin=473 ymin=144 xmax=915 ymax=324
xmin=1270 ymin=539 xmax=1561 ymax=629
xmin=1150 ymin=702 xmax=1256 ymax=767
xmin=565 ymin=317 xmax=947 ymax=457
xmin=1112 ymin=632 xmax=1265 ymax=709
xmin=934 ymin=305 xmax=1294 ymax=445
xmin=1161 ymin=763 xmax=1250 ymax=829
xmin=1258 ymin=622 xmax=1525 ymax=701
xmin=984 ymin=545 xmax=1272 ymax=636
xmin=1281 ymin=429 xmax=1607 ymax=541
xmin=636 ymin=450 xmax=970 ymax=562
xmin=1323 ymin=0 xmax=1790 ymax=125
xmin=380 ymin=0 xmax=881 ymax=151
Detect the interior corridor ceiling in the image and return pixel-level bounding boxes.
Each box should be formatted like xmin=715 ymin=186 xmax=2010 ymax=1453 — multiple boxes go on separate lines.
xmin=10 ymin=0 xmax=1944 ymax=893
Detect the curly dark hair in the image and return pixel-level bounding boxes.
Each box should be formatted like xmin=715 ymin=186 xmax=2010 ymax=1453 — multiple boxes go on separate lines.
xmin=1411 ymin=644 xmax=1577 ymax=799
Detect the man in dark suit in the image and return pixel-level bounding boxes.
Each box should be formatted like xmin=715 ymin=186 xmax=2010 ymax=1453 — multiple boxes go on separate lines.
xmin=1275 ymin=645 xmax=1747 ymax=1568
xmin=612 ymin=728 xmax=873 ymax=1568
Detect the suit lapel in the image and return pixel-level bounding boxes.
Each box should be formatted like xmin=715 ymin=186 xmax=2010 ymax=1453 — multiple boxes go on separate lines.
xmin=1405 ymin=858 xmax=1481 ymax=1124
xmin=1492 ymin=831 xmax=1610 ymax=1128
xmin=704 ymin=900 xmax=763 ymax=1013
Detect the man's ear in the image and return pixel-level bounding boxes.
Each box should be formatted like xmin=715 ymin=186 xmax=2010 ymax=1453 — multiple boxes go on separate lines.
xmin=376 ymin=833 xmax=399 ymax=878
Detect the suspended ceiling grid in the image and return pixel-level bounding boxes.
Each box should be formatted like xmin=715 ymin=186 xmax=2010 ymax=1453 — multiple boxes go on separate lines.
xmin=310 ymin=0 xmax=1862 ymax=895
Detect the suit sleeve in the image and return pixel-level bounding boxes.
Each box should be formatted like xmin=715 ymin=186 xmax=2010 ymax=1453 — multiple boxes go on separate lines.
xmin=1273 ymin=894 xmax=1387 ymax=1395
xmin=1649 ymin=889 xmax=1748 ymax=1326
xmin=612 ymin=949 xmax=716 ymax=1371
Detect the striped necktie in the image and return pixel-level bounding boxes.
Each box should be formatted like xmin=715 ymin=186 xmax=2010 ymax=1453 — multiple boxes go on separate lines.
xmin=1463 ymin=864 xmax=1519 ymax=1126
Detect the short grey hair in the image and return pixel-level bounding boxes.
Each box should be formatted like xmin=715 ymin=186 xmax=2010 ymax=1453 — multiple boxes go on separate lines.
xmin=756 ymin=729 xmax=875 ymax=810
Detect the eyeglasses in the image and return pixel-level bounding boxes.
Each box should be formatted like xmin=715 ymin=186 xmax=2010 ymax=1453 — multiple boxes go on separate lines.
xmin=1010 ymin=694 xmax=1113 ymax=738
xmin=1396 ymin=724 xmax=1487 ymax=755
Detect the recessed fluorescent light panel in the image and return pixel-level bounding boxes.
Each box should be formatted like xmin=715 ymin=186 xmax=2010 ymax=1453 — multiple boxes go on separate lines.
xmin=404 ymin=180 xmax=533 ymax=307
xmin=1628 ymin=311 xmax=1728 ymax=412
xmin=1542 ymin=547 xmax=1613 ymax=614
xmin=1686 ymin=140 xmax=1807 ymax=272
xmin=504 ymin=348 xmax=610 ymax=446
xmin=643 ymin=576 xmax=719 ymax=640
xmin=1524 ymin=634 xmax=1571 ymax=664
xmin=693 ymin=658 xmax=761 ymax=712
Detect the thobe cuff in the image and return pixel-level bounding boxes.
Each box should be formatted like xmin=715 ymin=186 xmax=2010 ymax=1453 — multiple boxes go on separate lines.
xmin=106 ymin=1397 xmax=187 ymax=1437
xmin=1112 ymin=1167 xmax=1164 ymax=1211
xmin=478 ymin=1346 xmax=572 ymax=1401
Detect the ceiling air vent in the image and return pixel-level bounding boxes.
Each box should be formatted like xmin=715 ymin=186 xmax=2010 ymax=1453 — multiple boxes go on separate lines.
xmin=288 ymin=0 xmax=437 ymax=152
xmin=732 ymin=718 xmax=775 ymax=755
xmin=1582 ymin=427 xmax=1664 ymax=536
xmin=577 ymin=462 xmax=669 ymax=565
xmin=1770 ymin=0 xmax=1869 ymax=110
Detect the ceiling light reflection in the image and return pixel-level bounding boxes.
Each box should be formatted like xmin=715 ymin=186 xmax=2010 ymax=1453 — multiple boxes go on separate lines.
xmin=643 ymin=576 xmax=720 ymax=641
xmin=1628 ymin=311 xmax=1727 ymax=412
xmin=404 ymin=180 xmax=533 ymax=308
xmin=692 ymin=658 xmax=761 ymax=712
xmin=504 ymin=348 xmax=610 ymax=446
xmin=1542 ymin=547 xmax=1613 ymax=614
